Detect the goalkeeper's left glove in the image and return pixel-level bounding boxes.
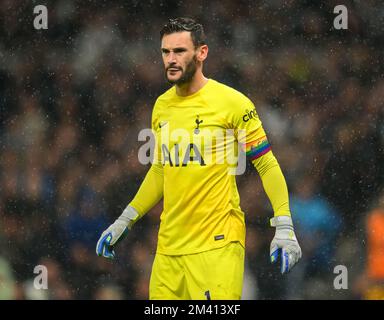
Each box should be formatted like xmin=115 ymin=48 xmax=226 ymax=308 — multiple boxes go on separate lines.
xmin=96 ymin=205 xmax=139 ymax=259
xmin=270 ymin=215 xmax=302 ymax=274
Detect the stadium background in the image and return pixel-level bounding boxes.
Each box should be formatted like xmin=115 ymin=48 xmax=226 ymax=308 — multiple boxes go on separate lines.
xmin=0 ymin=0 xmax=383 ymax=299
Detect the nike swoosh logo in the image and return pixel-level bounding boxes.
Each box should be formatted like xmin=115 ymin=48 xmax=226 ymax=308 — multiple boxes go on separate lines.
xmin=159 ymin=121 xmax=168 ymax=128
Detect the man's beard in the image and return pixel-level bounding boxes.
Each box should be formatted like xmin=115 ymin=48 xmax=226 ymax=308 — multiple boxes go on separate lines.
xmin=166 ymin=55 xmax=198 ymax=85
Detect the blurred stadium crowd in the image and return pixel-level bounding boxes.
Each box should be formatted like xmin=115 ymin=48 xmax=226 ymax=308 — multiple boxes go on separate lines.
xmin=0 ymin=0 xmax=383 ymax=299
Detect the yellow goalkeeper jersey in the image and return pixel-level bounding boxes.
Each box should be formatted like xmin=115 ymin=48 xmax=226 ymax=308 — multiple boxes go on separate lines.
xmin=149 ymin=79 xmax=270 ymax=255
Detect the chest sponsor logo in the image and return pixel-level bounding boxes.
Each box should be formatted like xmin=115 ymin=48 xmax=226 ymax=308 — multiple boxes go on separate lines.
xmin=138 ymin=126 xmax=247 ymax=174
xmin=162 ymin=143 xmax=206 ymax=167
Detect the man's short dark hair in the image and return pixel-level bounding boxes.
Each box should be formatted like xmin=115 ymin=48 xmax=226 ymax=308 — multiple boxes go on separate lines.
xmin=160 ymin=17 xmax=206 ymax=48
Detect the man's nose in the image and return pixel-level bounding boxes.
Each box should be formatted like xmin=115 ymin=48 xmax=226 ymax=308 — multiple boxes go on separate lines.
xmin=167 ymin=52 xmax=177 ymax=64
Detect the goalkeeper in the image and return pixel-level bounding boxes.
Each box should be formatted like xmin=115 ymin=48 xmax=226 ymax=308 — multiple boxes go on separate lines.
xmin=96 ymin=17 xmax=301 ymax=300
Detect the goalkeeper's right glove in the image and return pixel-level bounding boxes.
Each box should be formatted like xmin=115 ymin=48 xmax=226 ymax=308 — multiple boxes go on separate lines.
xmin=96 ymin=205 xmax=139 ymax=259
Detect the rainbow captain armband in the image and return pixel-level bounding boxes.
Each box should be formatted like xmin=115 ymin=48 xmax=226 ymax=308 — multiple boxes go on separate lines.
xmin=245 ymin=136 xmax=271 ymax=160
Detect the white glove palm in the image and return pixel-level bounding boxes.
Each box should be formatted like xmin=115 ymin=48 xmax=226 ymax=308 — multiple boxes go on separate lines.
xmin=96 ymin=205 xmax=139 ymax=259
xmin=270 ymin=215 xmax=302 ymax=274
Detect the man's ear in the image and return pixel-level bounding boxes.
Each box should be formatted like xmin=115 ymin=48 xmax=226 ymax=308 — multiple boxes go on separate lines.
xmin=196 ymin=45 xmax=208 ymax=62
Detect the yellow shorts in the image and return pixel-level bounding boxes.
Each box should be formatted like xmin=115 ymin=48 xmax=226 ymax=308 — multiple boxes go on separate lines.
xmin=149 ymin=241 xmax=245 ymax=300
